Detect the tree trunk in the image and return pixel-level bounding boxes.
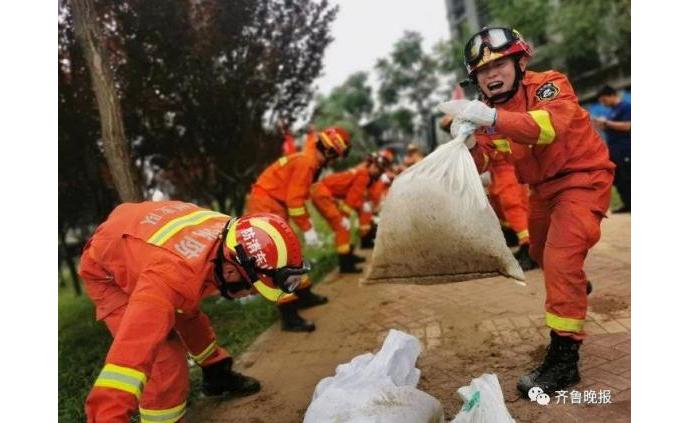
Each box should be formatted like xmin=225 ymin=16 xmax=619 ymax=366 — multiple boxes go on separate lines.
xmin=71 ymin=0 xmax=142 ymax=202
xmin=59 ymin=229 xmax=82 ymax=296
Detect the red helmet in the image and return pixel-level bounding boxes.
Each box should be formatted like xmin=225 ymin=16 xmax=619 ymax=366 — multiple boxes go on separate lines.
xmin=317 ymin=127 xmax=351 ymax=158
xmin=218 ymin=213 xmax=309 ymax=301
xmin=463 ymin=27 xmax=533 ymax=77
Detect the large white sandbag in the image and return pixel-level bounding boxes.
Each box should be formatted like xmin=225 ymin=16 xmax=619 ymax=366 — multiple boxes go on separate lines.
xmin=365 ymin=119 xmax=524 ymax=285
xmin=304 ymin=329 xmax=444 ymax=423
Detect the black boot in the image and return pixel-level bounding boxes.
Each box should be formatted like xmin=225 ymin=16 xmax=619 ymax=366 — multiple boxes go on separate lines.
xmin=587 ymin=280 xmax=593 ymax=295
xmin=339 ymin=253 xmax=363 ymax=274
xmin=279 ymin=302 xmax=316 ymax=332
xmin=360 ymin=224 xmax=377 ymax=249
xmin=517 ymin=331 xmax=581 ymax=397
xmin=350 ymin=245 xmax=366 ymax=264
xmin=202 ymin=357 xmax=261 ymax=397
xmin=514 ymin=244 xmax=537 ymax=271
xmin=295 ymin=286 xmax=328 ymax=309
xmin=502 ymin=226 xmax=519 ymax=247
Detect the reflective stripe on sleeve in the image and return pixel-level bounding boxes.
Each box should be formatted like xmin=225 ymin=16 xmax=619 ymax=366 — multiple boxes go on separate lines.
xmin=517 ymin=230 xmax=529 ymax=240
xmin=278 ymin=157 xmax=288 ymax=166
xmin=528 ymin=110 xmax=556 ymax=145
xmin=288 ymin=207 xmax=306 ymax=217
xmin=339 ymin=203 xmax=354 ymax=216
xmin=492 ymin=138 xmax=511 ymax=153
xmin=94 ymin=363 xmax=147 ymax=398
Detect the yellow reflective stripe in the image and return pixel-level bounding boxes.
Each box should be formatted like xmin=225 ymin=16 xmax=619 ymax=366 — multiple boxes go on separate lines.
xmin=545 ymin=312 xmax=585 ymax=332
xmin=253 ymin=279 xmax=294 ymax=302
xmin=336 ymin=244 xmax=351 ymax=254
xmin=288 ymin=207 xmax=306 ymax=217
xmin=492 ymin=138 xmax=511 ymax=153
xmin=147 ymin=210 xmax=226 ymax=246
xmin=225 ymin=218 xmax=239 ymax=250
xmin=94 ymin=364 xmax=147 ymax=399
xmin=339 ymin=203 xmax=354 ymax=216
xmin=517 ymin=230 xmax=529 ymax=240
xmin=332 ymin=133 xmax=347 ymax=150
xmin=250 ymin=218 xmax=287 ymax=267
xmin=319 ymin=132 xmax=335 ymax=148
xmin=140 ymin=401 xmax=186 ymax=423
xmin=528 ymin=110 xmax=556 ymax=144
xmin=278 ymin=157 xmax=288 ymax=166
xmin=190 ymin=341 xmax=217 ymax=364
xmin=482 ymin=153 xmax=490 ymax=172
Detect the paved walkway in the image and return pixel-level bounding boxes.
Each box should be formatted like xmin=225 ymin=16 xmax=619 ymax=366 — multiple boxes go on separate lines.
xmin=189 ymin=214 xmax=630 ymax=422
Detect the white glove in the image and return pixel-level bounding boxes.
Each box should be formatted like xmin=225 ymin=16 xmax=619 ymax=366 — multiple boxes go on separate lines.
xmin=438 ymin=100 xmax=479 ymax=148
xmin=340 ymin=217 xmax=351 ymax=231
xmin=362 ymin=201 xmax=373 ymax=213
xmin=380 ymin=173 xmax=391 ymax=185
xmin=461 ymin=100 xmax=497 ymax=127
xmin=303 ymin=228 xmax=320 ymax=247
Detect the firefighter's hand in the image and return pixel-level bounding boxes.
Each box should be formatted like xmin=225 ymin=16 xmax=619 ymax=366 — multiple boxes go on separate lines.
xmin=461 ymin=100 xmax=497 ymax=127
xmin=304 ymin=228 xmax=320 ymax=247
xmin=340 ymin=217 xmax=351 ymax=231
xmin=362 ymin=201 xmax=373 ymax=214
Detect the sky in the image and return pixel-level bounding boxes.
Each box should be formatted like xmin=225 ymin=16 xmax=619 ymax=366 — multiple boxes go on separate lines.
xmin=313 ymin=0 xmax=451 ymax=96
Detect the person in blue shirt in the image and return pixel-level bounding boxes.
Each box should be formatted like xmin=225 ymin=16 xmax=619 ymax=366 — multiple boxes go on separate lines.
xmin=594 ymin=85 xmax=631 ymax=213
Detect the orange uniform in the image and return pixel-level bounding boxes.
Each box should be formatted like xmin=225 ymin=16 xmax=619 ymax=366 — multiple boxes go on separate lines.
xmin=471 ymin=70 xmax=615 ymax=339
xmin=246 ymin=147 xmax=322 ymax=232
xmin=79 ymin=201 xmax=241 ymax=422
xmin=487 ymin=155 xmax=530 ymax=245
xmin=311 ymin=165 xmax=371 ymax=254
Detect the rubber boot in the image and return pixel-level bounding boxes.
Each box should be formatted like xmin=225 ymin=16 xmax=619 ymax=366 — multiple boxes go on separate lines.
xmin=517 ymin=331 xmax=581 ymax=397
xmin=295 ymin=286 xmax=328 ymax=309
xmin=202 ymin=357 xmax=261 ymax=397
xmin=360 ymin=224 xmax=377 ymax=249
xmin=279 ymin=302 xmax=315 ymax=332
xmin=502 ymin=226 xmax=519 ymax=247
xmin=514 ymin=244 xmax=537 ymax=271
xmin=350 ymin=244 xmax=366 ymax=264
xmin=339 ymin=253 xmax=363 ymax=274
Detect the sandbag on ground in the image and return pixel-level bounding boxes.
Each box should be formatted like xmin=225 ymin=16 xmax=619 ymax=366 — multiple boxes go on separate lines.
xmin=365 ymin=122 xmax=524 ymax=285
xmin=304 ymin=329 xmax=444 ymax=423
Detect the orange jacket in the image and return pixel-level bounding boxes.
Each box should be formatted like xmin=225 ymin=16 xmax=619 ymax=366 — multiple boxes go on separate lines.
xmin=315 ymin=164 xmax=371 ymax=216
xmin=251 ymin=148 xmax=322 ymax=231
xmin=80 ymin=201 xmax=237 ymax=420
xmin=471 ymin=70 xmax=615 ymax=212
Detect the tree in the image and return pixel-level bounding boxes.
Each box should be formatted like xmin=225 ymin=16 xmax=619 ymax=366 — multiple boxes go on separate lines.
xmin=71 ymin=0 xmax=143 ymax=202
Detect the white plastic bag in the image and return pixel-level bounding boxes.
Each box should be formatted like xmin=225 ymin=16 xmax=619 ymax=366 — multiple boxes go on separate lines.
xmin=365 ymin=116 xmax=524 ymax=285
xmin=304 ymin=329 xmax=444 ymax=423
xmin=451 ymin=374 xmax=515 ymax=423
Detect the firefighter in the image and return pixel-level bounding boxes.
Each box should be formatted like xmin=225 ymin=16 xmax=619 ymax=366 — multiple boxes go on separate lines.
xmin=403 ymin=143 xmax=424 ymax=167
xmin=359 ymin=151 xmax=399 ymax=249
xmin=246 ymin=126 xmax=351 ymax=331
xmin=442 ymin=26 xmax=615 ymax=397
xmin=311 ymin=151 xmax=392 ymax=273
xmin=79 ymin=201 xmax=310 ymax=422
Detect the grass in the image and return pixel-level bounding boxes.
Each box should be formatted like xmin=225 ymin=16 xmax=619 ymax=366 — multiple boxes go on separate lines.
xmin=58 ymin=208 xmax=337 ymax=422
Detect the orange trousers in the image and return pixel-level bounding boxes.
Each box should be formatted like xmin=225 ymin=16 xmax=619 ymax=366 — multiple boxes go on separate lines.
xmin=81 ymin=271 xmax=230 ymax=421
xmin=528 ymin=182 xmax=611 ymax=340
xmin=245 ymin=191 xmax=311 ymax=299
xmin=489 ymin=165 xmax=530 ymax=245
xmin=311 ymin=184 xmax=351 ymax=254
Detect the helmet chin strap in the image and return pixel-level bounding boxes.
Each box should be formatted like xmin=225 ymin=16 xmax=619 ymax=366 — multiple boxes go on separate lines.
xmin=479 ymin=57 xmax=525 ymax=106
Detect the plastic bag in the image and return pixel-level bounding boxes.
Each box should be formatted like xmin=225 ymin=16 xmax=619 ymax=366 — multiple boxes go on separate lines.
xmin=304 ymin=329 xmax=444 ymax=423
xmin=451 ymin=373 xmax=515 ymax=423
xmin=365 ymin=114 xmax=524 ymax=285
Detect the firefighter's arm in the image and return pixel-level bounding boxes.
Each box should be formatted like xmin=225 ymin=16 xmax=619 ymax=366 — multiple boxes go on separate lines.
xmin=469 ymin=133 xmax=494 ymax=174
xmin=85 ymin=258 xmax=186 ymax=422
xmin=343 ymin=172 xmax=369 ymax=215
xmin=285 ymin=158 xmax=314 ymax=231
xmin=175 ymin=310 xmax=231 ymax=368
xmin=494 ymin=75 xmax=579 ymax=146
xmin=603 ymin=120 xmax=631 ymax=132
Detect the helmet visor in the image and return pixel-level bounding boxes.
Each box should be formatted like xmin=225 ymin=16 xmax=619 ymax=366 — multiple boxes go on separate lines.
xmin=465 ymin=28 xmax=515 ymax=65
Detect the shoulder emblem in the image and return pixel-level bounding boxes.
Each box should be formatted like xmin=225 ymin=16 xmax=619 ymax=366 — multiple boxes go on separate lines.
xmin=535 ymin=81 xmax=560 ymax=102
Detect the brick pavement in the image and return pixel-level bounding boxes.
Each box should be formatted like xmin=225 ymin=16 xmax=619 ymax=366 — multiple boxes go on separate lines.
xmin=188 ymin=214 xmax=630 ymax=422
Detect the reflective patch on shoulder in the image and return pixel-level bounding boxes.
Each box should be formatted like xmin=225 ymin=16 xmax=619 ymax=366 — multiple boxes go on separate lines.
xmin=535 ymin=81 xmax=560 ymax=101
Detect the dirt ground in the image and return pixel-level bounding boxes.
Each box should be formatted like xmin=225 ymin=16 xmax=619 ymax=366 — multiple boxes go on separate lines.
xmin=188 ymin=214 xmax=630 ymax=422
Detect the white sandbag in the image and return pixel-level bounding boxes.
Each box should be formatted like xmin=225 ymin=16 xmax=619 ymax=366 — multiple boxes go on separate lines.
xmin=365 ymin=118 xmax=524 ymax=285
xmin=451 ymin=373 xmax=515 ymax=423
xmin=304 ymin=329 xmax=444 ymax=423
